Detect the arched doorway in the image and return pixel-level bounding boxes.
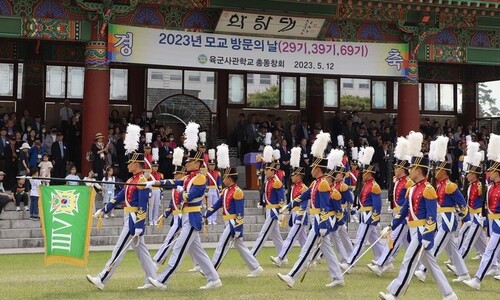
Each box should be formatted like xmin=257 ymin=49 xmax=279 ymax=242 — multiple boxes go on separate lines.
xmin=152 ymin=94 xmax=214 ymax=144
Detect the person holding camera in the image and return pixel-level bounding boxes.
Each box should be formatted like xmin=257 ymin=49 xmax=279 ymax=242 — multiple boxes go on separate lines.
xmin=91 ymin=133 xmax=108 ymax=180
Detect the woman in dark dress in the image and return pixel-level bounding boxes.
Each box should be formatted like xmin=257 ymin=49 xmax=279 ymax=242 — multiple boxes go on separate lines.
xmin=90 ymin=133 xmax=108 ymax=180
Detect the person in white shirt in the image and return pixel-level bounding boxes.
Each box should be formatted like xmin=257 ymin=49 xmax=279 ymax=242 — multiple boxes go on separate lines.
xmin=38 ymin=153 xmax=53 ymax=185
xmin=65 ymin=165 xmax=81 ymax=186
xmin=83 ymin=170 xmax=102 ymax=213
xmin=101 ymin=166 xmax=116 ymax=218
xmin=29 ymin=168 xmax=42 ymax=220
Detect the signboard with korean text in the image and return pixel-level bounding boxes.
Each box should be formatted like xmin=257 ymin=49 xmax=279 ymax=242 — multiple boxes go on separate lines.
xmin=108 ymin=24 xmax=409 ymax=78
xmin=215 ymin=10 xmax=325 ymax=38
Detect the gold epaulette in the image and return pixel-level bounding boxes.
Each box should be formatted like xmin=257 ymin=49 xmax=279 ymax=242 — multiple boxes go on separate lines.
xmin=339 ymin=182 xmax=348 ymax=192
xmin=273 ymin=178 xmax=283 ymax=189
xmin=445 ymin=181 xmax=458 ymax=194
xmin=330 ymin=189 xmax=342 ymax=200
xmin=371 ymin=182 xmax=381 ymax=194
xmin=423 ymin=183 xmax=438 ymax=200
xmin=234 ymin=188 xmax=244 ymax=200
xmin=193 ymin=174 xmax=207 ymax=185
xmin=405 ymin=179 xmax=415 ymax=189
xmin=256 ymin=155 xmax=263 ymax=162
xmin=300 ymin=185 xmax=308 ymax=194
xmin=136 ymin=176 xmax=148 ymax=190
xmin=318 ymin=179 xmax=330 ymax=192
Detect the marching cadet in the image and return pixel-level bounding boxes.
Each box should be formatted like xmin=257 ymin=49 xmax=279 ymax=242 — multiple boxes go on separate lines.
xmin=368 ymin=137 xmax=412 ymax=276
xmin=346 ymin=146 xmax=360 ymax=222
xmin=277 ymin=131 xmax=345 ymax=288
xmin=87 ymin=124 xmax=156 ymax=290
xmin=271 ymin=147 xmax=308 ymax=267
xmin=251 ymin=145 xmax=285 ymax=258
xmin=464 ymin=133 xmax=500 ymax=289
xmin=148 ymin=162 xmax=163 ymax=226
xmin=205 ymin=144 xmax=264 ymax=276
xmin=153 ymin=147 xmax=185 ymax=265
xmin=379 ymin=132 xmax=458 ymax=300
xmin=458 ymin=142 xmax=487 ymax=260
xmin=414 ymin=136 xmax=470 ymax=283
xmin=328 ymin=148 xmax=354 ymax=265
xmin=147 ymin=122 xmax=221 ymax=290
xmin=342 ymin=146 xmax=384 ymax=272
xmin=205 ymin=149 xmax=221 ymax=225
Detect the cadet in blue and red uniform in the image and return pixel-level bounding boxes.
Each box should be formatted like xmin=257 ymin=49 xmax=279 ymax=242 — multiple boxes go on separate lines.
xmin=380 ymin=156 xmax=458 ymax=300
xmin=87 ymin=152 xmax=156 ymax=290
xmin=464 ymin=157 xmax=500 ymax=289
xmin=414 ymin=160 xmax=470 ymax=283
xmin=205 ymin=158 xmax=221 ymax=225
xmin=369 ymin=157 xmax=412 ymax=275
xmin=205 ymin=167 xmax=263 ymax=276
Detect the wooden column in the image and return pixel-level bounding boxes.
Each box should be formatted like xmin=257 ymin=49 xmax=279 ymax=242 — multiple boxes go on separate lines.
xmin=21 ymin=40 xmax=44 ymax=121
xmin=398 ymin=60 xmax=420 ymax=136
xmin=306 ymin=76 xmax=324 ymax=128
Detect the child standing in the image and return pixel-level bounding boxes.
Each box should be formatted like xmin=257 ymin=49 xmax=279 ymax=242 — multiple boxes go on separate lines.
xmin=14 ymin=176 xmax=30 ymax=212
xmin=29 ymin=168 xmax=42 ymax=220
xmin=38 ymin=153 xmax=53 ymax=186
xmin=65 ymin=165 xmax=81 ymax=186
xmin=101 ymin=166 xmax=116 ymax=218
xmin=83 ymin=170 xmax=102 ymax=213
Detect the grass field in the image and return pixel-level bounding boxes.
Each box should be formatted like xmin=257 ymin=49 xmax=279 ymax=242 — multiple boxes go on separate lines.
xmin=0 ymin=247 xmax=497 ymax=300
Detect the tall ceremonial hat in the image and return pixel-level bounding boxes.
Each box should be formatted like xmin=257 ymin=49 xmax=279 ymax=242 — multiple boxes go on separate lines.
xmin=208 ymin=148 xmax=216 ymax=165
xmin=394 ymin=136 xmax=411 ymax=169
xmin=217 ymin=143 xmax=236 ymax=179
xmin=273 ymin=149 xmax=281 ymax=167
xmin=144 ymin=132 xmax=153 ymax=149
xmin=290 ymin=146 xmax=304 ymax=176
xmin=264 ymin=132 xmax=272 ymax=146
xmin=465 ymin=142 xmax=484 ymax=174
xmin=350 ymin=144 xmax=359 ymax=164
xmin=263 ymin=145 xmax=278 ymax=170
xmin=337 ymin=135 xmax=345 ymax=149
xmin=310 ymin=131 xmax=331 ymax=170
xmin=430 ymin=136 xmax=451 ymax=172
xmin=407 ymin=131 xmax=429 ymax=169
xmin=124 ymin=124 xmax=144 ymax=164
xmin=152 ymin=146 xmax=159 ymax=167
xmin=184 ymin=122 xmax=204 ymax=162
xmin=326 ymin=148 xmax=345 ymax=177
xmin=487 ymin=133 xmax=500 ymax=173
xmin=199 ymin=131 xmax=207 ymax=148
xmin=172 ymin=147 xmax=186 ymax=174
xmin=358 ymin=146 xmax=376 ymax=173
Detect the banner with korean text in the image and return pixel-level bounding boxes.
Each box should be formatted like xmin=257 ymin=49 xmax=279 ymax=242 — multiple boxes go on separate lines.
xmin=39 ymin=186 xmax=95 ymax=266
xmin=108 ymin=24 xmax=409 ymax=77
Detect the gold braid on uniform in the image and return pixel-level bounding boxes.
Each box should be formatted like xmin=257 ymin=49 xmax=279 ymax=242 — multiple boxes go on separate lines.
xmin=423 ymin=217 xmax=436 ymax=234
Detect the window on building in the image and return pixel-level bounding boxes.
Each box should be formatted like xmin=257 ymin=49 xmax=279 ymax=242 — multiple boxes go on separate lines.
xmin=324 ymin=79 xmax=338 ymax=108
xmin=456 ymin=84 xmax=462 ymax=114
xmin=393 ymin=81 xmax=398 ymax=110
xmin=247 ymin=74 xmax=254 ymax=84
xmin=372 ymin=81 xmax=386 ymax=109
xmin=340 ymin=78 xmax=370 ymax=111
xmin=299 ymin=77 xmax=306 ymax=109
xmin=228 ymin=74 xmax=244 ymax=104
xmin=67 ymin=66 xmax=84 ymax=99
xmin=419 ymin=83 xmax=422 ymax=110
xmin=248 ymin=74 xmax=279 ymax=108
xmin=280 ymin=77 xmax=296 ymax=106
xmin=478 ymin=80 xmax=500 ymax=118
xmin=424 ymin=83 xmax=438 ymax=111
xmin=358 ymin=79 xmax=370 ymax=89
xmin=150 ymin=71 xmax=163 ymax=80
xmin=46 ymin=65 xmax=66 ymax=98
xmin=184 ymin=71 xmax=216 ymax=111
xmin=260 ymin=74 xmax=271 ymax=85
xmin=440 ymin=84 xmax=454 ymax=111
xmin=110 ymin=69 xmax=128 ymax=100
xmin=187 ymin=72 xmax=201 ymax=82
xmin=170 ymin=73 xmax=182 ymax=81
xmin=17 ymin=63 xmax=23 ymax=99
xmin=207 ymin=75 xmax=215 ymax=83
xmin=0 ymin=63 xmax=14 ymax=97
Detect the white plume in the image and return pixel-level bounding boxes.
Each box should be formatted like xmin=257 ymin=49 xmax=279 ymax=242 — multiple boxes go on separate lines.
xmin=466 ymin=135 xmax=472 ymax=144
xmin=487 ymin=133 xmax=500 ymax=161
xmin=463 ymin=155 xmax=470 ymax=172
xmin=199 ymin=131 xmax=206 ymax=144
xmin=428 ymin=140 xmax=437 ymax=161
xmin=290 ymin=147 xmax=302 ymax=169
xmin=407 ymin=131 xmax=423 ymax=157
xmin=183 ymin=122 xmax=200 ymax=151
xmin=265 ymin=132 xmax=272 ymax=146
xmin=337 ymin=135 xmax=344 ymax=148
xmin=208 ymin=148 xmax=215 ymax=160
xmin=430 ymin=136 xmax=449 ymax=162
xmin=124 ymin=124 xmax=141 ymax=154
xmin=466 ymin=142 xmax=480 ymax=166
xmin=311 ymin=131 xmax=331 ymax=158
xmin=470 ymin=151 xmax=483 ymax=168
xmin=358 ymin=146 xmax=375 ymax=166
xmin=216 ymin=144 xmax=230 ymax=169
xmin=394 ymin=137 xmax=409 ymax=161
xmin=327 ymin=149 xmax=344 ymax=170
xmin=152 ymin=147 xmax=159 ymax=162
xmin=172 ymin=147 xmax=184 ymax=166
xmin=263 ymin=145 xmax=274 ymax=163
xmin=273 ymin=149 xmax=281 ymax=161
xmin=145 ymin=132 xmax=152 ymax=144
xmin=351 ymin=147 xmax=359 ymax=160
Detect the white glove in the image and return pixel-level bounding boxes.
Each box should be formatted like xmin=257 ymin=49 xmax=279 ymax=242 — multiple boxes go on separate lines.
xmin=319 ymin=228 xmax=327 ymax=236
xmin=277 ymin=214 xmax=284 ymax=222
xmin=422 ymin=239 xmax=431 ymax=250
xmin=463 ymin=220 xmax=472 ymax=227
xmin=145 ymin=180 xmax=156 ymax=189
xmin=380 ymin=226 xmax=391 ymax=237
xmin=93 ymin=209 xmax=103 ymax=219
xmin=134 ymin=228 xmax=143 ymax=236
xmin=387 ymin=206 xmax=393 ymax=213
xmin=295 ymin=218 xmax=302 ymax=225
xmin=234 ymin=231 xmax=242 ymax=238
xmin=176 ymin=186 xmax=184 ymax=193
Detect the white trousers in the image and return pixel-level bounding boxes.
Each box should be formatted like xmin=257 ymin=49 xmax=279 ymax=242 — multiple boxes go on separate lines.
xmin=278 ymin=218 xmax=307 ymax=260
xmin=148 ymin=189 xmax=161 ymax=224
xmin=153 ymin=215 xmax=182 ymax=264
xmin=387 ymin=227 xmax=453 ymax=297
xmin=212 ymin=221 xmax=260 ymax=271
xmin=332 ymin=225 xmax=353 ymax=264
xmin=348 ymin=223 xmax=383 ymax=265
xmin=376 ymin=223 xmax=408 ymax=267
xmin=98 ymin=214 xmax=156 ymax=285
xmin=251 ymin=209 xmax=283 ymax=257
xmin=459 ymin=222 xmax=487 ymax=259
xmin=476 ymin=230 xmax=500 ymax=280
xmin=206 ymin=189 xmax=219 ymax=223
xmin=156 ymin=214 xmax=219 ymax=285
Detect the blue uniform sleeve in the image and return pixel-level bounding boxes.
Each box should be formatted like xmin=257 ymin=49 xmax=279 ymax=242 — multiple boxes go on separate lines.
xmin=318 ymin=190 xmax=331 ymax=230
xmin=135 ymin=187 xmax=150 ymax=230
xmin=234 ymin=195 xmax=245 ymax=233
xmin=183 ymin=175 xmax=206 ymax=203
xmin=450 ymin=189 xmax=468 ymax=216
xmin=342 ymin=189 xmax=353 ymax=205
xmin=392 ymin=199 xmax=408 ymax=230
xmin=103 ymin=187 xmax=125 ymax=214
xmin=216 ymin=175 xmax=222 ymax=190
xmin=159 ymin=179 xmax=184 ymax=188
xmin=205 ymin=194 xmax=223 ymax=218
xmin=164 ymin=198 xmax=174 ymax=219
xmin=423 ymin=196 xmax=437 ymax=243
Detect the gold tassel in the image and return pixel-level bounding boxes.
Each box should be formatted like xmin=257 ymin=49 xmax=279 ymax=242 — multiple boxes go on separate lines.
xmin=203 ymin=223 xmax=208 ymax=237
xmin=156 ymin=216 xmax=164 ymax=230
xmin=97 ymin=216 xmax=103 ymax=231
xmin=388 ymin=234 xmax=394 ymax=249
xmin=279 ymin=215 xmax=287 ymax=227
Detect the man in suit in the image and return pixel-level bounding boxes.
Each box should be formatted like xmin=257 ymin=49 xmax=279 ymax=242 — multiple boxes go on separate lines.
xmin=158 ymin=137 xmax=173 ymax=179
xmin=279 ymin=139 xmax=291 ymax=189
xmin=51 ymin=132 xmax=68 ymax=184
xmin=243 ymin=114 xmax=258 ymax=154
xmin=33 ymin=115 xmax=44 ymax=133
xmin=0 ymin=127 xmax=8 ymax=175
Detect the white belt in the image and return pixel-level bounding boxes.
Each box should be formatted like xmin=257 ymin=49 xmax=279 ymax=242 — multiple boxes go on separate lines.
xmin=361 ymin=211 xmax=373 ymax=223
xmin=440 ymin=212 xmax=455 ymax=231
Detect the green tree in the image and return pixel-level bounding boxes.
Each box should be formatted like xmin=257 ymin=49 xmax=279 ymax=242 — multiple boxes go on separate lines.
xmin=478 ymin=83 xmax=500 ymax=117
xmin=248 ymin=85 xmax=279 ymax=108
xmin=340 ymin=95 xmax=371 ymax=111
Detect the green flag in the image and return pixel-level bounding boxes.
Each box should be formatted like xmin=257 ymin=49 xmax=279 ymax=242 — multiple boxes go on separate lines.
xmin=39 ymin=185 xmax=95 ymax=266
